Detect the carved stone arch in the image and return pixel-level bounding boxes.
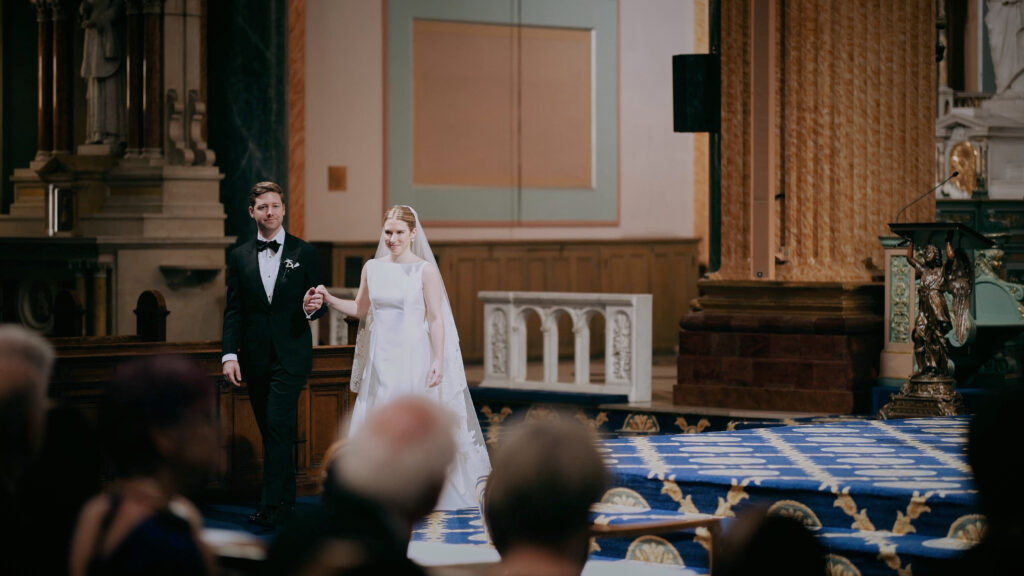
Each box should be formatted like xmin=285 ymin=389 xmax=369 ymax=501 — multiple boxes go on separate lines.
xmin=572 ymin=307 xmax=602 ymax=334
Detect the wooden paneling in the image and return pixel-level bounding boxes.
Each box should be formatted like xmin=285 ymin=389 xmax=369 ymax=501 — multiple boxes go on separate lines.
xmin=49 ymin=338 xmax=354 ymax=497
xmin=331 ymin=239 xmax=700 ymax=362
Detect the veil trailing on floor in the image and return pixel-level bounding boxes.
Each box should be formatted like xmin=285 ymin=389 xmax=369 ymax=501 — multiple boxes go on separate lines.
xmin=349 ymin=206 xmax=490 ymax=500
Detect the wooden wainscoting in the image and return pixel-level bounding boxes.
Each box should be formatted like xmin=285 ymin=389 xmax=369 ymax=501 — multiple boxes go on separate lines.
xmin=329 ymin=239 xmax=700 ymax=362
xmin=49 ymin=338 xmax=354 ymax=497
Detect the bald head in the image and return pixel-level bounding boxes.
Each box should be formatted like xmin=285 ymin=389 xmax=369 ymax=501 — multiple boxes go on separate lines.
xmin=335 ymin=396 xmax=456 ymax=524
xmin=0 ymin=324 xmax=54 ymax=393
xmin=0 ymin=325 xmax=55 ymax=482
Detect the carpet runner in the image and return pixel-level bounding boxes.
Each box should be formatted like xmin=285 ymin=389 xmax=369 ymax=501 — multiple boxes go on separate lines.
xmin=409 ymin=415 xmax=982 ymax=576
xmin=202 ymin=410 xmax=983 ymax=576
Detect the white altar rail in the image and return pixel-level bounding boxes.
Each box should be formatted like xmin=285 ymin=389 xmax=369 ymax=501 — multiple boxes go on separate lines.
xmin=479 ymin=291 xmax=652 ymax=402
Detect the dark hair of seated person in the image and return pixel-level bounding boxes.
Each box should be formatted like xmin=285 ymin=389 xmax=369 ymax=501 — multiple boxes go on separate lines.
xmin=931 ymin=384 xmax=1024 ymax=576
xmin=712 ymin=505 xmax=826 ymax=576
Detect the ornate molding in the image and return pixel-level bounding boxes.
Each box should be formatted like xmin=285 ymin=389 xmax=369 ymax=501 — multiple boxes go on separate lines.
xmin=889 ymin=255 xmax=912 ymax=344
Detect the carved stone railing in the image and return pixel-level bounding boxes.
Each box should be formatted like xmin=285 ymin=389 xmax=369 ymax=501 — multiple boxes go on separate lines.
xmin=479 ymin=291 xmax=652 ymax=402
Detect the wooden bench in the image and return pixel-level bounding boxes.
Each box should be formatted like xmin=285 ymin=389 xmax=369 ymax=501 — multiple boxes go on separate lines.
xmin=48 ymin=337 xmax=355 ymax=497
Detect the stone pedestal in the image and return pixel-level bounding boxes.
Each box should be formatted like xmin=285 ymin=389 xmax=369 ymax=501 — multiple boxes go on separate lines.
xmin=877 ymin=376 xmax=966 ymax=419
xmin=675 ymin=281 xmax=883 ymax=414
xmin=0 ymin=157 xmax=229 ymax=342
xmin=878 ymin=236 xmax=916 ymax=388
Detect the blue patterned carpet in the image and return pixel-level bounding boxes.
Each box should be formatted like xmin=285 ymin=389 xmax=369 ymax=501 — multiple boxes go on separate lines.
xmin=202 ymin=406 xmax=983 ymax=575
xmin=409 ymin=415 xmax=982 ymax=576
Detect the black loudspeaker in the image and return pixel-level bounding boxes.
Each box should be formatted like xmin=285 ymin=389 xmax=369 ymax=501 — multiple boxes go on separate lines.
xmin=673 ymin=54 xmax=720 ymax=133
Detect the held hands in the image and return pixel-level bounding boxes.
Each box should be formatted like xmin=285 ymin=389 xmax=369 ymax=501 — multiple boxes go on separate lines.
xmin=304 ymin=286 xmax=324 ymax=314
xmin=427 ymin=359 xmax=443 ymax=388
xmin=223 ymin=360 xmax=243 ymax=388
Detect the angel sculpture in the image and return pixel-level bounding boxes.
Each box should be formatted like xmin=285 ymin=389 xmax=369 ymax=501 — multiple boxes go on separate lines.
xmin=905 ymin=238 xmax=975 ymax=378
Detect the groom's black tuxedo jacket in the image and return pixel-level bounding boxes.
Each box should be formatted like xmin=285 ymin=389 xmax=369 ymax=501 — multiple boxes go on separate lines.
xmin=222 ymin=233 xmax=326 ymax=378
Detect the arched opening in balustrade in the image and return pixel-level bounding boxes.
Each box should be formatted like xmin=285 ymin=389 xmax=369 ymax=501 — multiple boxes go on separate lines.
xmin=549 ymin=307 xmax=575 ymax=383
xmin=588 ymin=310 xmax=606 ymax=383
xmin=520 ymin=306 xmax=545 ymax=382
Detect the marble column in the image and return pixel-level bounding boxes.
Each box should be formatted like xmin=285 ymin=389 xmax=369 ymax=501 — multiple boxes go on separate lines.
xmin=715 ymin=0 xmax=935 ymax=283
xmin=33 ymin=0 xmax=53 ymax=160
xmin=50 ymin=0 xmax=74 ymax=154
xmin=676 ymin=0 xmax=936 ymax=414
xmin=92 ymin=266 xmax=109 ymax=336
xmin=143 ymin=0 xmax=164 ymax=158
xmin=126 ymin=0 xmax=145 ymax=156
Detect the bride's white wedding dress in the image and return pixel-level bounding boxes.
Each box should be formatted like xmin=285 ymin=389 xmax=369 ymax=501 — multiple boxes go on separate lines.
xmin=347 ymin=257 xmax=491 ymax=510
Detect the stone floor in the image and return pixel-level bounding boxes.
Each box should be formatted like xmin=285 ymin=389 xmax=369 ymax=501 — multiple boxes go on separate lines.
xmin=464 ymin=352 xmax=829 ymax=420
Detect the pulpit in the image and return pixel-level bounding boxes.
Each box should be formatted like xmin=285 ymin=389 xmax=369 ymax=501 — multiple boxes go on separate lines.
xmin=879 ymin=222 xmax=992 ymax=418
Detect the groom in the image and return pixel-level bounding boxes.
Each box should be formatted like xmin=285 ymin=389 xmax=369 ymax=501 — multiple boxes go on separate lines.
xmin=222 ymin=181 xmax=326 ymax=527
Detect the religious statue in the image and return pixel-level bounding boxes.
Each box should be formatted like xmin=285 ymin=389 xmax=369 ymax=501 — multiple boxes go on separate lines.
xmin=905 ymin=238 xmax=974 ymax=379
xmin=80 ymin=0 xmax=125 ymax=146
xmin=985 ymin=0 xmax=1024 ymax=95
xmin=880 ymin=223 xmax=992 ymax=419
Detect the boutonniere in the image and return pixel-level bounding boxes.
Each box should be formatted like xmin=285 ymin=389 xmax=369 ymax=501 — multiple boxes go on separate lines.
xmin=282 ymin=258 xmax=300 ymax=280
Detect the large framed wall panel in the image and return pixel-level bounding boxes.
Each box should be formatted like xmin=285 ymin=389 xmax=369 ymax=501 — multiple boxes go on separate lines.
xmin=387 ymin=0 xmax=618 ymax=225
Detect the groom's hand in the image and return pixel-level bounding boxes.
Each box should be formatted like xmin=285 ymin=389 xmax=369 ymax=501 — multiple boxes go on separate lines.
xmin=303 ymin=287 xmax=323 ymax=314
xmin=223 ymin=360 xmax=243 ymax=387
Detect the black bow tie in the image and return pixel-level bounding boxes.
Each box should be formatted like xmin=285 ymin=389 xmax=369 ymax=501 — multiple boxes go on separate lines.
xmin=256 ymin=239 xmax=281 ymax=253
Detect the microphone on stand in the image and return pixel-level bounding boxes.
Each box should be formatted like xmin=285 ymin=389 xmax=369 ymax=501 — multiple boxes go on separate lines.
xmin=894 ymin=171 xmax=959 ymax=224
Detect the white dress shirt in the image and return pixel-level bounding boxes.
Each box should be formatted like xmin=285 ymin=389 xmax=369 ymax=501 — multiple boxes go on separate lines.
xmin=258 ymin=228 xmax=286 ymax=303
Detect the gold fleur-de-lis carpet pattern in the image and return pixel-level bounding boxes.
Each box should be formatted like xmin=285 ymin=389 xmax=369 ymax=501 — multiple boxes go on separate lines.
xmin=411 ymin=415 xmax=982 ymax=576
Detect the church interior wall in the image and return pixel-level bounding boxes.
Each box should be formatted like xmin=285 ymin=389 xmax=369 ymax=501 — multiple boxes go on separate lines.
xmin=302 ymin=0 xmax=699 ymax=244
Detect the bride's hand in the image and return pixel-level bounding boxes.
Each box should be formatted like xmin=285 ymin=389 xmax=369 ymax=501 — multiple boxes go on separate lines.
xmin=427 ymin=360 xmax=443 ymax=388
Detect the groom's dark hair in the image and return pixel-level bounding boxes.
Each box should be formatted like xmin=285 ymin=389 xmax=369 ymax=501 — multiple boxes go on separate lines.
xmin=249 ymin=181 xmax=285 ymax=207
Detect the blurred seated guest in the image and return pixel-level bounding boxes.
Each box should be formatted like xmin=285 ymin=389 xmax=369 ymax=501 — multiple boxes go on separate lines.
xmin=10 ymin=404 xmax=103 ymax=576
xmin=483 ymin=418 xmax=610 ymax=576
xmin=0 ymin=324 xmax=55 ymax=547
xmin=712 ymin=505 xmax=826 ymax=576
xmin=262 ymin=395 xmax=456 ymax=576
xmin=69 ymin=354 xmax=220 ymax=576
xmin=935 ymin=384 xmax=1024 ymax=576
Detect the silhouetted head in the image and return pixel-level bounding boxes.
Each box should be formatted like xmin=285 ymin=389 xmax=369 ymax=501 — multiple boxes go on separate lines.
xmin=969 ymin=384 xmax=1024 ymax=537
xmin=334 ymin=395 xmax=455 ymax=528
xmin=0 ymin=325 xmax=55 ymax=484
xmin=484 ymin=418 xmax=609 ymax=569
xmin=100 ymin=354 xmax=218 ymax=492
xmin=713 ymin=505 xmax=826 ymax=576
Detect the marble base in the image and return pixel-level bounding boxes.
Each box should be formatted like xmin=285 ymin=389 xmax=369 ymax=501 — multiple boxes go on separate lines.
xmin=77 ymin=142 xmax=126 ymax=157
xmin=675 ymin=281 xmax=884 ymax=414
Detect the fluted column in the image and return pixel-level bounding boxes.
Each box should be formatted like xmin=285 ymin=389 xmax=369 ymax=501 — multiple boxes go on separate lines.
xmin=125 ymin=0 xmax=145 ymax=156
xmin=717 ymin=0 xmax=936 ymax=282
xmin=143 ymin=0 xmax=164 ymax=158
xmin=33 ymin=0 xmax=53 ymax=159
xmin=50 ymin=0 xmax=74 ymax=154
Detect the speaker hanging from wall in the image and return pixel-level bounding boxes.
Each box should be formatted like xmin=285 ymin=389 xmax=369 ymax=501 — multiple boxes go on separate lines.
xmin=672 ymin=54 xmax=720 ymax=133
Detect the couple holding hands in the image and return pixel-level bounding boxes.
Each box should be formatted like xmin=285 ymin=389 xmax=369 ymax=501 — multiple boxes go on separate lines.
xmin=222 ymin=182 xmax=489 ymax=527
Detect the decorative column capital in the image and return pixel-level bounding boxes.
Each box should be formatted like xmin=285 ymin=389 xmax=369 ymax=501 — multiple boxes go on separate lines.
xmin=31 ymin=0 xmax=50 ymax=21
xmin=47 ymin=0 xmax=73 ymax=20
xmin=142 ymin=0 xmax=164 ymax=14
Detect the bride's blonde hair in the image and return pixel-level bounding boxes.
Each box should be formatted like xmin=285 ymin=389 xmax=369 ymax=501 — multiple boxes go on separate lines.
xmin=383 ymin=205 xmax=417 ymax=231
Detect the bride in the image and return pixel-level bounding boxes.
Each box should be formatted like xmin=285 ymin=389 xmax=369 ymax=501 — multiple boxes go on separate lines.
xmin=313 ymin=205 xmax=491 ymax=510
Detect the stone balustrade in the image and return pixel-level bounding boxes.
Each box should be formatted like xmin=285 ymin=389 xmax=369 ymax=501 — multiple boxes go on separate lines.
xmin=479 ymin=291 xmax=652 ymax=402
